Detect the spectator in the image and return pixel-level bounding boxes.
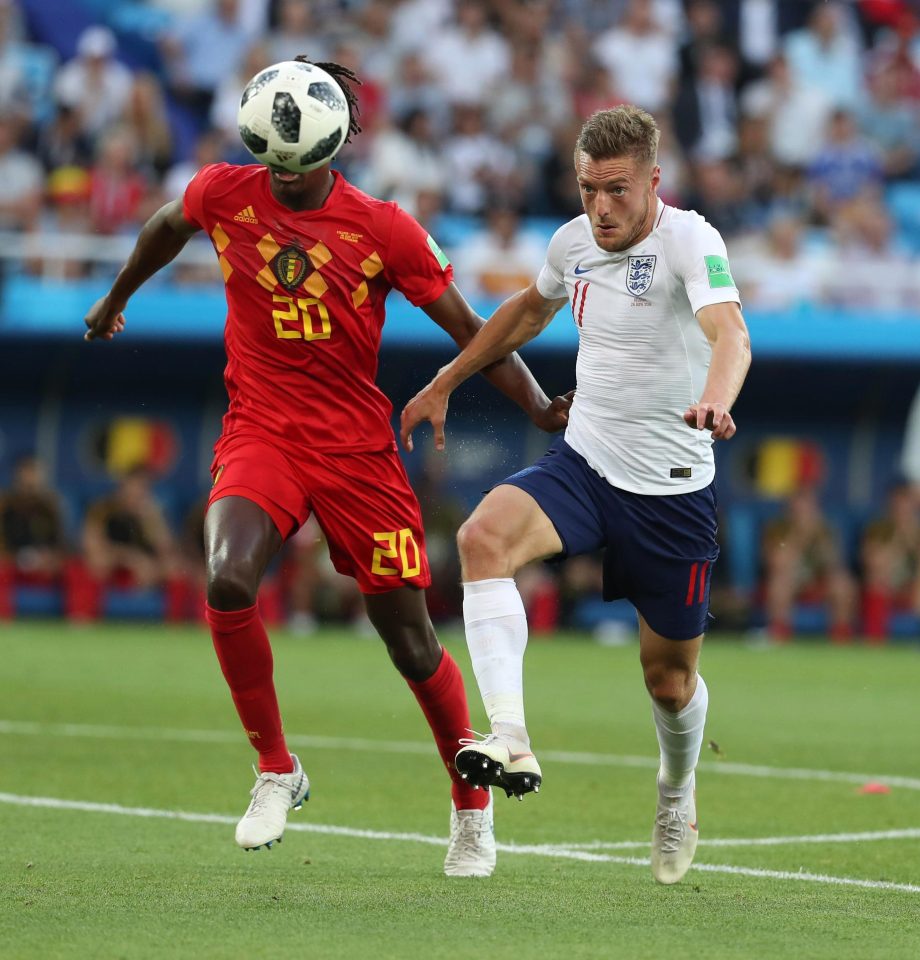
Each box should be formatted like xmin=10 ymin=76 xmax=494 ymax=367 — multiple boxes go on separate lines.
xmin=442 ymin=103 xmax=517 ymax=215
xmin=282 ymin=518 xmax=363 ymax=634
xmin=160 ymin=0 xmax=254 ymax=120
xmin=0 ymin=454 xmax=67 ymax=619
xmin=653 ymin=113 xmax=688 ymax=205
xmin=593 ymin=0 xmax=677 ymax=112
xmin=351 ymin=0 xmax=402 ymax=87
xmin=858 ymin=66 xmax=920 ymax=180
xmin=678 ymin=0 xmax=735 ymax=86
xmin=361 ymin=108 xmax=444 ymax=215
xmin=741 ymin=54 xmax=833 ymax=170
xmin=421 ymin=0 xmax=510 ymax=106
xmin=87 ymin=125 xmax=151 ymax=235
xmin=160 ymin=129 xmax=226 ymax=286
xmin=571 ymin=56 xmax=623 ymax=124
xmin=673 ymin=43 xmax=739 ymax=160
xmin=0 ymin=0 xmax=56 ymax=124
xmin=490 ymin=41 xmax=569 ymax=172
xmin=388 ymin=0 xmax=451 ymax=56
xmin=35 ymin=103 xmax=93 ymax=172
xmin=453 ymin=206 xmax=547 ymax=300
xmin=683 ymin=157 xmax=752 ymax=237
xmin=162 ymin=127 xmax=225 ymax=199
xmin=266 ymin=0 xmax=328 ymax=66
xmin=861 ymin=482 xmax=920 ymax=643
xmin=39 ymin=165 xmax=93 ymax=278
xmin=783 ymin=1 xmax=864 ymax=110
xmin=538 ymin=117 xmax=588 ymax=218
xmin=121 ymin=72 xmax=173 ymax=177
xmin=53 ymin=26 xmax=134 ymax=140
xmin=825 ymin=195 xmax=915 ymax=309
xmin=730 ymin=213 xmax=829 ymax=310
xmin=807 ymin=109 xmax=884 ymax=222
xmin=733 ymin=113 xmax=777 ymax=215
xmin=386 ymin=51 xmax=450 ymax=135
xmin=174 ymin=496 xmax=209 ymax=623
xmin=75 ymin=468 xmax=186 ymax=621
xmin=0 ymin=111 xmax=42 ymax=230
xmin=866 ymin=9 xmax=920 ymax=103
xmin=761 ymin=488 xmax=857 ymax=642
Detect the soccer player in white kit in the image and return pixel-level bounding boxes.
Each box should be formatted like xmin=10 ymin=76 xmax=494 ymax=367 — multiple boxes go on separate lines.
xmin=400 ymin=106 xmax=751 ymax=884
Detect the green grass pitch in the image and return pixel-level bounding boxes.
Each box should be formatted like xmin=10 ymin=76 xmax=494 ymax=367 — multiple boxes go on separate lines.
xmin=1 ymin=622 xmax=918 ymax=959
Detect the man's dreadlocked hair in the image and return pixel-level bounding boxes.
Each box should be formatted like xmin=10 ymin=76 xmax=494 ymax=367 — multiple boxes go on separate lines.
xmin=294 ymin=57 xmax=362 ymax=144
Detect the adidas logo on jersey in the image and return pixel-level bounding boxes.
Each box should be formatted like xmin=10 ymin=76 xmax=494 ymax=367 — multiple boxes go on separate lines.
xmin=233 ymin=205 xmax=258 ymax=224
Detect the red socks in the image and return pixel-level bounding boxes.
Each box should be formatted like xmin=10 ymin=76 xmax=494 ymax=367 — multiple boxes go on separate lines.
xmin=406 ymin=648 xmax=489 ymax=811
xmin=208 ymin=606 xmax=485 ymax=805
xmin=862 ymin=588 xmax=890 ymax=645
xmin=205 ymin=603 xmax=293 ymax=773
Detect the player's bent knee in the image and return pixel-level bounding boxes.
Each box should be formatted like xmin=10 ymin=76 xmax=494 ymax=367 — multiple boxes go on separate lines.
xmin=381 ymin=627 xmax=441 ymax=681
xmin=644 ymin=665 xmax=697 ymax=713
xmin=206 ymin=562 xmax=260 ymax=611
xmin=456 ymin=515 xmax=513 ymax=575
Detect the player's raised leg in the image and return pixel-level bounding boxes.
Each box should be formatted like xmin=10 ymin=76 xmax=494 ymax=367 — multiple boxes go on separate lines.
xmin=454 ymin=484 xmax=563 ymax=798
xmin=204 ymin=496 xmax=308 ymax=850
xmin=639 ymin=615 xmax=706 ymax=885
xmin=364 ymin=585 xmax=495 ymax=877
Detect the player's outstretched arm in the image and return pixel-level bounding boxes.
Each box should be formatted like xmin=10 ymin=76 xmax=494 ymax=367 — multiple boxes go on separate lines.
xmin=683 ymin=301 xmax=751 ymax=440
xmin=421 ymin=283 xmax=573 ymax=436
xmin=83 ymin=199 xmax=201 ymax=342
xmin=402 ymin=283 xmax=567 ymax=451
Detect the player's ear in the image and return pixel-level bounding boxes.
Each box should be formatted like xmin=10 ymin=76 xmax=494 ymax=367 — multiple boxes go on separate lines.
xmin=650 ymin=164 xmax=661 ymax=190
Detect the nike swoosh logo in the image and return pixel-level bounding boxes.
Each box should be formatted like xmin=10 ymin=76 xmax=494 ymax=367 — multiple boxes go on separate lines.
xmin=573 ymin=263 xmax=594 ymax=275
xmin=507 ymin=749 xmax=535 ymax=764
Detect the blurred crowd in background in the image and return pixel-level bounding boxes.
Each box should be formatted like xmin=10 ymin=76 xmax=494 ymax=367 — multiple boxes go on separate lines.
xmin=1 ymin=0 xmax=919 ymax=304
xmin=2 ymin=0 xmax=920 ymax=642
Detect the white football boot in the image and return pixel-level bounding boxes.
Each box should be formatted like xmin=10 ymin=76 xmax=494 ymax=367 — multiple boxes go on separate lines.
xmin=444 ymin=791 xmax=496 ymax=877
xmin=455 ymin=732 xmax=542 ymax=799
xmin=650 ymin=772 xmax=698 ymax=884
xmin=235 ymin=753 xmax=309 ymax=851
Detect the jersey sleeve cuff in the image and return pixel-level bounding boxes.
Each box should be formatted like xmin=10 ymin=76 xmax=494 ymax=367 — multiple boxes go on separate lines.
xmin=690 ymin=289 xmax=742 ymax=316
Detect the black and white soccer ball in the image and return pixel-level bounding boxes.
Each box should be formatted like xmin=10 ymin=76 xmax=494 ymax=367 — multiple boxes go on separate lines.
xmin=237 ymin=61 xmax=349 ymax=173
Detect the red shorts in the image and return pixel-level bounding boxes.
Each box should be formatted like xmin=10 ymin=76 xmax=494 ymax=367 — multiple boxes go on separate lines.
xmin=208 ymin=434 xmax=431 ymax=594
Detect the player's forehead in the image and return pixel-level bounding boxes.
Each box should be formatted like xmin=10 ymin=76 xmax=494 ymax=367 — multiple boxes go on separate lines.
xmin=575 ymin=151 xmax=644 ymax=185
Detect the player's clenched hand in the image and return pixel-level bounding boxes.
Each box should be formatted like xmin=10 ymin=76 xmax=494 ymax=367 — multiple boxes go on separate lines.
xmin=400 ymin=381 xmax=450 ymax=453
xmin=532 ymin=389 xmax=575 ymax=433
xmin=683 ymin=402 xmax=736 ymax=440
xmin=83 ymin=296 xmax=127 ymax=342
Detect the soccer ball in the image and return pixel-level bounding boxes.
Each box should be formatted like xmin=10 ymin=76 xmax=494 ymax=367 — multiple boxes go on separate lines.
xmin=237 ymin=61 xmax=349 ymax=173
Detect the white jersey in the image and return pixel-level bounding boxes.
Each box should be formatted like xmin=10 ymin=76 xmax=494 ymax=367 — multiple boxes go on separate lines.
xmin=536 ymin=199 xmax=741 ymax=495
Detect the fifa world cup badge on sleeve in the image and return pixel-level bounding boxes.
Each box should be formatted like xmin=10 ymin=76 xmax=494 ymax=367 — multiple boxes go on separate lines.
xmin=626 ymin=255 xmax=656 ymax=296
xmin=704 ymin=255 xmax=735 ymax=289
xmin=426 ymin=234 xmax=451 ymax=271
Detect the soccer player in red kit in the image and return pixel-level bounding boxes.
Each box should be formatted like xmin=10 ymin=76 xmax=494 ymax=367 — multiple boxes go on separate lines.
xmin=83 ymin=61 xmax=572 ymax=876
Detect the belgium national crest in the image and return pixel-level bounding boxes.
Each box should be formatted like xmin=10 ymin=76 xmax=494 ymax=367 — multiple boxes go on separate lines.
xmin=626 ymin=255 xmax=656 ymax=297
xmin=273 ymin=245 xmax=310 ymax=291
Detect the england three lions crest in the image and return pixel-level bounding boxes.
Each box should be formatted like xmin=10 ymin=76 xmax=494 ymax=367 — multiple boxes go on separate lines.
xmin=626 ymin=255 xmax=656 ymax=296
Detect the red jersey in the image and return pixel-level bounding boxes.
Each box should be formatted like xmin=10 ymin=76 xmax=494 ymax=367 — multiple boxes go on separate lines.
xmin=182 ymin=163 xmax=453 ymax=452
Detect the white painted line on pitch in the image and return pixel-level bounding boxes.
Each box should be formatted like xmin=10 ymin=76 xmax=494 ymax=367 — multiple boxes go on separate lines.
xmin=560 ymin=828 xmax=920 ymax=851
xmin=1 ymin=792 xmax=919 ymax=896
xmin=3 ymin=718 xmax=920 ymax=792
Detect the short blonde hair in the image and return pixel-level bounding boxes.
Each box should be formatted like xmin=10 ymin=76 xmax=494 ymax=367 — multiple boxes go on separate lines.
xmin=574 ymin=105 xmax=660 ymax=168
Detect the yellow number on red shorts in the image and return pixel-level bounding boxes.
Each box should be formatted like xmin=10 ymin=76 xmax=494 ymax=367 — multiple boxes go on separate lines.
xmin=272 ymin=295 xmax=332 ymax=341
xmin=372 ymin=528 xmax=421 ymax=578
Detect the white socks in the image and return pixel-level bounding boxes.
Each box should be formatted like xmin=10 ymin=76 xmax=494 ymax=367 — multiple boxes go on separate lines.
xmin=652 ymin=674 xmax=708 ymax=799
xmin=463 ymin=578 xmax=529 ymax=741
xmin=464 ymin=574 xmax=708 ymax=790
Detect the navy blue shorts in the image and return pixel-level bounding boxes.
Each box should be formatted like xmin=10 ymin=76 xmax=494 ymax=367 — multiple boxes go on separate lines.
xmin=501 ymin=440 xmax=719 ymax=640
